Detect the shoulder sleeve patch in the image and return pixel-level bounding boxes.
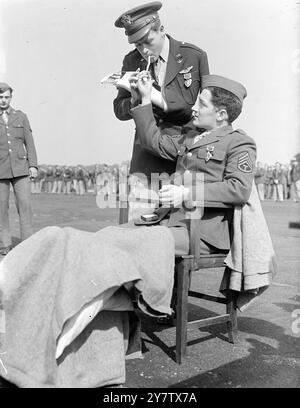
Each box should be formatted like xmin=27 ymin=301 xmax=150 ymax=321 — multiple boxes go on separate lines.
xmin=237 ymin=151 xmax=253 ymax=173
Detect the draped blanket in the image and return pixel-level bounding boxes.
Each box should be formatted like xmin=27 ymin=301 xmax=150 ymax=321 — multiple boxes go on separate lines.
xmin=0 ymin=225 xmax=175 ymax=388
xmin=221 ymin=182 xmax=278 ymax=311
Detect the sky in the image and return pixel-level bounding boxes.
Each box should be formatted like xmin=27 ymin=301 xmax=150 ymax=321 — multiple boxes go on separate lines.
xmin=0 ymin=0 xmax=299 ymax=166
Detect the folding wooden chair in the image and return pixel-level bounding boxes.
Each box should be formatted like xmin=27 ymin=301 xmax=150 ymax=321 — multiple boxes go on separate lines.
xmin=174 ymin=201 xmax=238 ymax=363
xmin=118 ymin=201 xmax=238 ymax=364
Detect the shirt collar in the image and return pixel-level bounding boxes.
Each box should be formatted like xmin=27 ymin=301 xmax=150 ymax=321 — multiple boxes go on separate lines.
xmin=159 ymin=35 xmax=170 ymax=63
xmin=193 ymin=124 xmax=233 ymax=144
xmin=0 ymin=106 xmax=12 ymax=114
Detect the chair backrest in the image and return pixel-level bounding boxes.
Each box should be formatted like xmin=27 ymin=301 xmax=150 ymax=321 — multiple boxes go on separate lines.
xmin=118 ymin=206 xmax=129 ymax=224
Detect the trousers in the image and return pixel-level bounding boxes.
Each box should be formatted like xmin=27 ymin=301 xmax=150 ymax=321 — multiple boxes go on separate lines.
xmin=121 ymin=220 xmax=226 ymax=256
xmin=0 ymin=176 xmax=33 ymax=249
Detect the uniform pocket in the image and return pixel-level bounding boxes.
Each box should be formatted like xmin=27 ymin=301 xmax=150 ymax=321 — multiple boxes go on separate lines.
xmin=12 ymin=123 xmax=24 ymax=139
xmin=197 ymin=149 xmax=226 ymax=161
xmin=18 ymin=151 xmax=27 ymax=159
xmin=177 ymin=70 xmax=201 ymax=105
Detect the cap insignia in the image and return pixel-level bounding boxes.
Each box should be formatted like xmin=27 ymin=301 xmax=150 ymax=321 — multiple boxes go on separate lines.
xmin=121 ymin=14 xmax=133 ymax=27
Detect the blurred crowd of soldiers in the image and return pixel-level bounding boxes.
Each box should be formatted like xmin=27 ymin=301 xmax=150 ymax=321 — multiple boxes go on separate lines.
xmin=254 ymin=158 xmax=300 ymax=202
xmin=30 ymin=163 xmax=130 ymax=196
xmin=29 ymin=158 xmax=300 ymax=203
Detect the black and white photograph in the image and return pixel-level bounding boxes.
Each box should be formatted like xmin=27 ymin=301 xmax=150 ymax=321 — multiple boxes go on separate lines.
xmin=0 ymin=0 xmax=299 ymax=392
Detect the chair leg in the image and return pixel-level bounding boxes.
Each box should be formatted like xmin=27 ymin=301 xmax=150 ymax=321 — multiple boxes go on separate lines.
xmin=176 ymin=261 xmax=190 ymax=364
xmin=226 ymin=289 xmax=238 ymax=343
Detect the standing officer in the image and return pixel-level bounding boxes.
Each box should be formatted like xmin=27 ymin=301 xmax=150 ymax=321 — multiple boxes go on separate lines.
xmin=114 ymin=1 xmax=209 ymax=217
xmin=0 ymin=82 xmax=38 ymax=257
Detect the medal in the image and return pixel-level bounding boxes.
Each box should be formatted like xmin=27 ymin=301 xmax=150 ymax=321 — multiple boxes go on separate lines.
xmin=175 ymin=53 xmax=183 ymax=63
xmin=205 ymin=145 xmax=215 ymax=162
xmin=184 ymin=79 xmax=192 ymax=88
xmin=179 ymin=66 xmax=193 ymax=74
xmin=183 ymin=73 xmax=192 ymax=79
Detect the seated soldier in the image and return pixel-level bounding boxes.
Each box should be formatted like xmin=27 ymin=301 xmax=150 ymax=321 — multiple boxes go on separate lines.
xmin=0 ymin=75 xmax=262 ymax=388
xmin=128 ymin=73 xmax=257 ymax=256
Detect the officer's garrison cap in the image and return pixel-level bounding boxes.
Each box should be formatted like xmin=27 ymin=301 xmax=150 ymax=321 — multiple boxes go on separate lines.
xmin=201 ymin=75 xmax=247 ymax=104
xmin=115 ymin=1 xmax=162 ymax=44
xmin=0 ymin=82 xmax=12 ymax=93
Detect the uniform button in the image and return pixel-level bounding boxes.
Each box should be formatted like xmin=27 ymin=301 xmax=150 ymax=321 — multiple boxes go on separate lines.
xmin=7 ymin=133 xmax=10 ymax=136
xmin=185 ymin=170 xmax=191 ymax=174
xmin=187 ymin=152 xmax=192 ymax=157
xmin=9 ymin=149 xmax=12 ymax=152
xmin=8 ymin=141 xmax=11 ymax=144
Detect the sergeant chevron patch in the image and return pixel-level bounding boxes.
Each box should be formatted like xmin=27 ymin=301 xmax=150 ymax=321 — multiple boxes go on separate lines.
xmin=237 ymin=152 xmax=253 ymax=173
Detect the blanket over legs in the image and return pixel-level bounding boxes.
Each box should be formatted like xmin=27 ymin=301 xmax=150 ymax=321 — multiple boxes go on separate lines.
xmin=0 ymin=225 xmax=175 ymax=387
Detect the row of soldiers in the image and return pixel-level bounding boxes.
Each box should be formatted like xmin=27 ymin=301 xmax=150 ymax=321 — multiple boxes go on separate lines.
xmin=30 ymin=163 xmax=130 ymax=196
xmin=254 ymin=159 xmax=300 ymax=201
xmin=31 ymin=159 xmax=300 ymax=202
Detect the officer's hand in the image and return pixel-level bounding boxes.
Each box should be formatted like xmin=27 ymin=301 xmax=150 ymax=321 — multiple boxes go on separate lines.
xmin=159 ymin=184 xmax=190 ymax=207
xmin=29 ymin=167 xmax=38 ymax=180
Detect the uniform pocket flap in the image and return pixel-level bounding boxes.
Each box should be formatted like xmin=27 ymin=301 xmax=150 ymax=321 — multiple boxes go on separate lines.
xmin=18 ymin=152 xmax=27 ymax=159
xmin=12 ymin=123 xmax=23 ymax=128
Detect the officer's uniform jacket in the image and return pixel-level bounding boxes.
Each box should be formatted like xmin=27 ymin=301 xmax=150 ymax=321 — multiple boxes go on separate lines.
xmin=0 ymin=107 xmax=38 ymax=179
xmin=114 ymin=35 xmax=209 ymax=178
xmin=131 ymin=103 xmax=257 ymax=251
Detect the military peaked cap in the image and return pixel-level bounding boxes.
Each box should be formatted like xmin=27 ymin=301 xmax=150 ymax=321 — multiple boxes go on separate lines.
xmin=115 ymin=1 xmax=162 ymax=44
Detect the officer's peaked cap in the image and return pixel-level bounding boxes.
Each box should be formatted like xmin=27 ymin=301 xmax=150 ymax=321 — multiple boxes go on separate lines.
xmin=115 ymin=1 xmax=162 ymax=44
xmin=201 ymin=75 xmax=247 ymax=104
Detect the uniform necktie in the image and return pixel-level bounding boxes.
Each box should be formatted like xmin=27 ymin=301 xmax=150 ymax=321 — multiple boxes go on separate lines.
xmin=149 ymin=61 xmax=157 ymax=82
xmin=1 ymin=110 xmax=8 ymax=124
xmin=149 ymin=60 xmax=161 ymax=91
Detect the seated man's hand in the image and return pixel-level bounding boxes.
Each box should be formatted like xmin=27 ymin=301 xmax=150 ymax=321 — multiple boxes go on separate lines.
xmin=29 ymin=166 xmax=38 ymax=180
xmin=159 ymin=184 xmax=190 ymax=208
xmin=129 ymin=69 xmax=142 ymax=106
xmin=135 ymin=71 xmax=153 ymax=104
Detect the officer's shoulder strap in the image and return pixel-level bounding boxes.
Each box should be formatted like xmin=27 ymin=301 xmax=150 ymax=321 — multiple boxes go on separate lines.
xmin=13 ymin=109 xmax=26 ymax=116
xmin=231 ymin=128 xmax=247 ymax=136
xmin=179 ymin=41 xmax=206 ymax=54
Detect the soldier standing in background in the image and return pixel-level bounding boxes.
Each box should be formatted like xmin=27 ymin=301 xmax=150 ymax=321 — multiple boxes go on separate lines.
xmin=63 ymin=165 xmax=74 ymax=194
xmin=290 ymin=158 xmax=300 ymax=202
xmin=0 ymin=82 xmax=38 ymax=257
xmin=52 ymin=165 xmax=64 ymax=194
xmin=45 ymin=165 xmax=54 ymax=193
xmin=254 ymin=161 xmax=266 ymax=201
xmin=272 ymin=162 xmax=284 ymax=201
xmin=265 ymin=164 xmax=274 ymax=200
